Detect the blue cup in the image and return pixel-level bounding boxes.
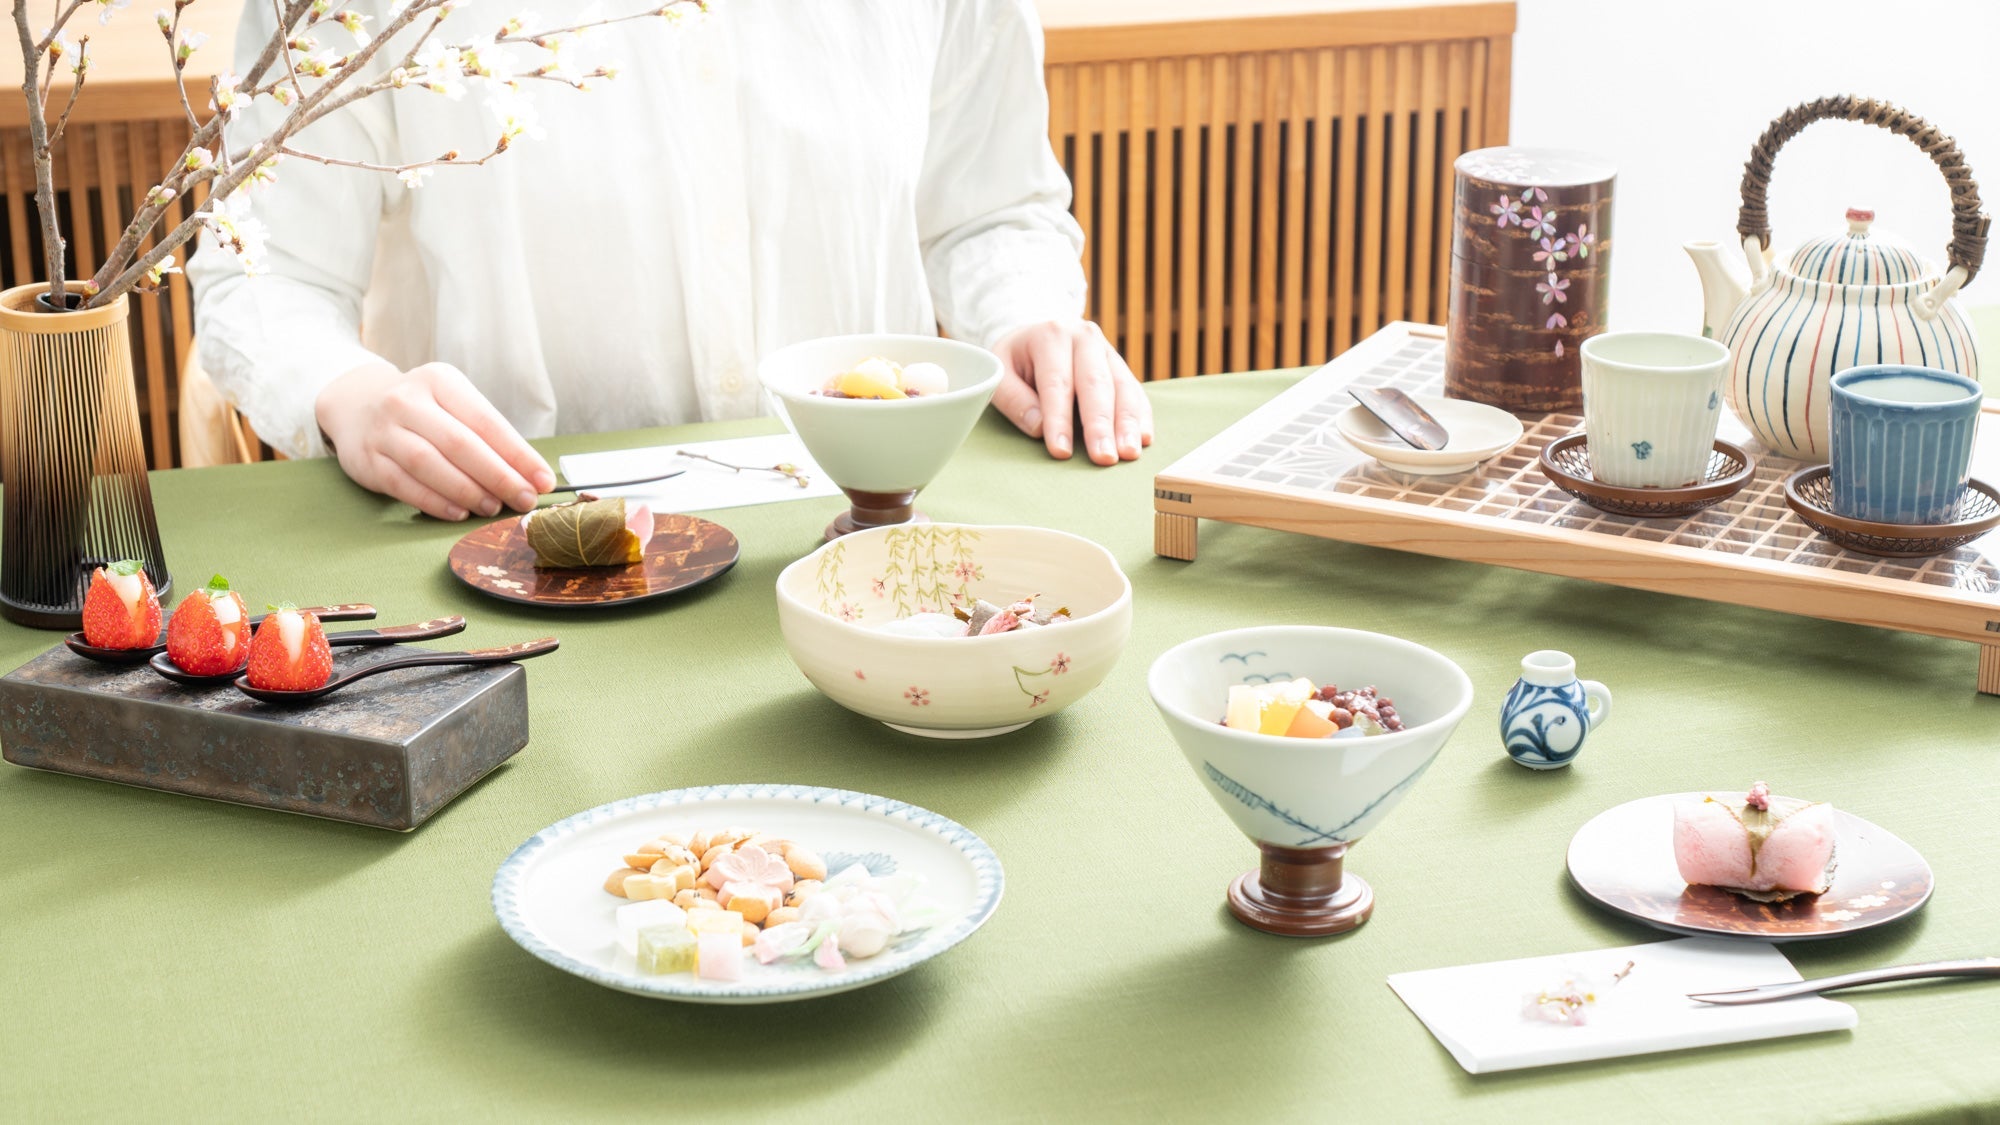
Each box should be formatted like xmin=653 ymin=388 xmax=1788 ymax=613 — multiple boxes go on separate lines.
xmin=1829 ymin=365 xmax=1982 ymax=525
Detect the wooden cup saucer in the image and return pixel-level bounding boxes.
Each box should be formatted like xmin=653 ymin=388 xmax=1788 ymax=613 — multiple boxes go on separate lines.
xmin=1539 ymin=434 xmax=1755 ymax=519
xmin=1783 ymin=467 xmax=2000 ymax=558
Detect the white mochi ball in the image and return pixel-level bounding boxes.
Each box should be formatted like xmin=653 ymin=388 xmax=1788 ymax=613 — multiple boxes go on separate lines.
xmin=897 ymin=361 xmax=949 ymax=397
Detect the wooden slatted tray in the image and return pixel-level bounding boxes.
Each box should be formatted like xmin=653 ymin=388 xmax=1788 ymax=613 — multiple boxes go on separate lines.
xmin=1154 ymin=322 xmax=2000 ymax=694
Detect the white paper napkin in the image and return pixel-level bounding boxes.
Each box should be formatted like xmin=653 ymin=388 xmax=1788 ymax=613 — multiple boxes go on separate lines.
xmin=557 ymin=434 xmax=842 ymax=512
xmin=1387 ymin=937 xmax=1856 ymax=1073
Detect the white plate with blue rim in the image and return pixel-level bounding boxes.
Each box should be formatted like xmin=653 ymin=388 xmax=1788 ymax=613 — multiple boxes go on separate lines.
xmin=492 ymin=784 xmax=1003 ymax=1003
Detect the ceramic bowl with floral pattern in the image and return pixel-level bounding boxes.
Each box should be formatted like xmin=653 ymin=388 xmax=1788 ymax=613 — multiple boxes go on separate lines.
xmin=775 ymin=524 xmax=1133 ymax=738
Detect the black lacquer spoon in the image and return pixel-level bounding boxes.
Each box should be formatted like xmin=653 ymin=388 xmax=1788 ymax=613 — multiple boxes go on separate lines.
xmin=147 ymin=616 xmax=468 ymax=687
xmin=234 ymin=637 xmax=560 ymax=704
xmin=64 ymin=604 xmax=379 ymax=666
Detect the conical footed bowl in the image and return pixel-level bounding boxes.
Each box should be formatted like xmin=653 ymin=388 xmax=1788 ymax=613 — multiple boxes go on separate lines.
xmin=1149 ymin=626 xmax=1474 ymax=936
xmin=759 ymin=334 xmax=1003 ymax=540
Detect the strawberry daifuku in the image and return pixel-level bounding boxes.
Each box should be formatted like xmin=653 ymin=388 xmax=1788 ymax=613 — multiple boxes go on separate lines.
xmin=1673 ymin=781 xmax=1837 ymax=902
xmin=245 ymin=605 xmax=334 ymax=692
xmin=81 ymin=560 xmax=162 ymax=649
xmin=166 ymin=574 xmax=252 ymax=674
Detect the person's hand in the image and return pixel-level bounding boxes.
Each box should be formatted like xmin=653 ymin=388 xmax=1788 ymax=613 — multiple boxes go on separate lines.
xmin=989 ymin=319 xmax=1154 ymax=465
xmin=315 ymin=361 xmax=555 ymax=521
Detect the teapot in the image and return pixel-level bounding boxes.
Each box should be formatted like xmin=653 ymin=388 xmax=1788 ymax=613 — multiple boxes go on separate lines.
xmin=1684 ymin=96 xmax=1987 ymax=463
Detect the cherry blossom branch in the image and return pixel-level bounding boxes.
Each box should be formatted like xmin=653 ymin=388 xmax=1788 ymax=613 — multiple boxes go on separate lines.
xmin=87 ymin=0 xmax=448 ymax=297
xmin=277 ymin=138 xmax=508 ymax=178
xmin=266 ymin=0 xmax=304 ymax=108
xmin=13 ymin=0 xmax=65 ymax=298
xmin=165 ymin=8 xmax=201 ymax=135
xmin=45 ymin=34 xmax=85 ymax=148
xmin=497 ymin=4 xmax=708 ymax=45
xmin=78 ymin=0 xmax=711 ymax=306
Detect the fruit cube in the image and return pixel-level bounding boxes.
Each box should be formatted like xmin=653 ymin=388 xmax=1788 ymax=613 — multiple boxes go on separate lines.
xmin=1284 ymin=698 xmax=1340 ymax=740
xmin=637 ymin=924 xmax=698 ymax=975
xmin=1257 ymin=678 xmax=1316 ymax=736
xmin=829 ymin=367 xmax=906 ymax=400
xmin=1224 ymin=685 xmax=1262 ymax=732
xmin=617 ymin=900 xmax=688 ymax=956
xmin=696 ymin=931 xmax=744 ymax=981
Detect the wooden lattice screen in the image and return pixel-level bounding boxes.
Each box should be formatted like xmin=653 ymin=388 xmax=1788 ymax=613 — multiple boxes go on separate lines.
xmin=1044 ymin=3 xmax=1515 ymax=380
xmin=0 ymin=3 xmax=1514 ymax=468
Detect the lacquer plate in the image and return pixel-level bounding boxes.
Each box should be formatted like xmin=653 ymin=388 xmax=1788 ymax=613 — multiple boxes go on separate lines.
xmin=1566 ymin=793 xmax=1933 ymax=941
xmin=492 ymin=785 xmax=1003 ymax=1003
xmin=447 ymin=512 xmax=738 ymax=608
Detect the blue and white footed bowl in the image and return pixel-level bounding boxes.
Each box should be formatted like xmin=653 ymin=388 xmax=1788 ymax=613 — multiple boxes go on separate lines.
xmin=1828 ymin=365 xmax=1983 ymax=525
xmin=1148 ymin=626 xmax=1474 ymax=849
xmin=1500 ymin=650 xmax=1611 ymax=770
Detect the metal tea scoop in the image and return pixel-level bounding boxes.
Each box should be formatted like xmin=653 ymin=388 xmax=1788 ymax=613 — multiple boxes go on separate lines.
xmin=147 ymin=616 xmax=469 ymax=687
xmin=64 ymin=604 xmax=379 ymax=666
xmin=1349 ymin=388 xmax=1449 ymax=450
xmin=234 ymin=637 xmax=560 ymax=704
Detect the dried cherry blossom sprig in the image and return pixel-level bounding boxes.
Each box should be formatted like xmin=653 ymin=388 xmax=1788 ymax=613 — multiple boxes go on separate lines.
xmin=676 ymin=449 xmax=813 ymax=489
xmin=12 ymin=0 xmax=709 ymax=308
xmin=1521 ymin=960 xmax=1636 ymax=1027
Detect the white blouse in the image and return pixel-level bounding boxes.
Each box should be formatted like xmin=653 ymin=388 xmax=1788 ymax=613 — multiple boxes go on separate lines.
xmin=188 ymin=0 xmax=1085 ymax=458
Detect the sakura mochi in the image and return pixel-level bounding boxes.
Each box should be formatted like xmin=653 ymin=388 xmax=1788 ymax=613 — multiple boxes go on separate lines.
xmin=1673 ymin=782 xmax=1836 ymax=901
xmin=519 ymin=497 xmax=654 ymax=568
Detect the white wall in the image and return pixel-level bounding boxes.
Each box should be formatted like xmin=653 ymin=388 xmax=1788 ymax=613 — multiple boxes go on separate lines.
xmin=1513 ymin=0 xmax=2000 ymax=333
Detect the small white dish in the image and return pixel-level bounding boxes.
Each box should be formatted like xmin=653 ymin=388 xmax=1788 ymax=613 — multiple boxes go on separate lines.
xmin=1333 ymin=394 xmax=1523 ymax=474
xmin=492 ymin=785 xmax=1003 ymax=1004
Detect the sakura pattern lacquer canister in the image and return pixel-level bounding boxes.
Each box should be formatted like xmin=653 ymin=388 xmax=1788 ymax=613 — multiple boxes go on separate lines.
xmin=1446 ymin=148 xmax=1616 ymax=413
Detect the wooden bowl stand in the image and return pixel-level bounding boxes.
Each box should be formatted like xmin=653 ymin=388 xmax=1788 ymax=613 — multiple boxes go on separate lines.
xmin=1227 ymin=842 xmax=1375 ymax=937
xmin=825 ymin=487 xmax=928 ymax=542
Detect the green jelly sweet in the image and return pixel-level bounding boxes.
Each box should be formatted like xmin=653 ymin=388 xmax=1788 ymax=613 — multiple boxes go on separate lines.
xmin=636 ymin=924 xmax=697 ymax=975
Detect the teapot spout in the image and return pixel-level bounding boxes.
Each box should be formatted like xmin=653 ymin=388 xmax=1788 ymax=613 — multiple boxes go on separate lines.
xmin=1685 ymin=239 xmax=1751 ymax=341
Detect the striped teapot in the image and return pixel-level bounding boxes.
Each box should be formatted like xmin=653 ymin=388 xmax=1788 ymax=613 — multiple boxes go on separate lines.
xmin=1684 ymin=96 xmax=1987 ymax=462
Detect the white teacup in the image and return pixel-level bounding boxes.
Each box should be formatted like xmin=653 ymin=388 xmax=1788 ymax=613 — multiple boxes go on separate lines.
xmin=1581 ymin=332 xmax=1731 ymax=488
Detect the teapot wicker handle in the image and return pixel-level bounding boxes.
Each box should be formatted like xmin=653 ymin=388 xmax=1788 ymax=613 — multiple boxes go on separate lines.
xmin=1737 ymin=95 xmax=1989 ymax=283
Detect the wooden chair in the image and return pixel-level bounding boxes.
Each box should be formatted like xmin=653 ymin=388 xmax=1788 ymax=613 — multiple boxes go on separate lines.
xmin=176 ymin=342 xmax=267 ymax=467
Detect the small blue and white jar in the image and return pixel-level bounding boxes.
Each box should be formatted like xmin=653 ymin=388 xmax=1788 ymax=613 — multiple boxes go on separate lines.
xmin=1500 ymin=650 xmax=1612 ymax=770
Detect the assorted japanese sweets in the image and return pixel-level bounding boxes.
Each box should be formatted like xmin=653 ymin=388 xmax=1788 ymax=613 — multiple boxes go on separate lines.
xmin=521 ymin=497 xmax=654 ymax=568
xmin=1673 ymin=782 xmax=1837 ymax=902
xmin=876 ymin=595 xmax=1072 ymax=639
xmin=812 ymin=356 xmax=950 ymax=400
xmin=79 ymin=565 xmax=332 ymax=690
xmin=1222 ymin=678 xmax=1406 ymax=738
xmin=80 ymin=559 xmax=162 ymax=649
xmin=601 ymin=827 xmax=942 ymax=981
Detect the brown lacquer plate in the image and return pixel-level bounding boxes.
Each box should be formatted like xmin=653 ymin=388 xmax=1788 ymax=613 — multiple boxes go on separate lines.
xmin=1566 ymin=793 xmax=1933 ymax=942
xmin=448 ymin=513 xmax=739 ymax=609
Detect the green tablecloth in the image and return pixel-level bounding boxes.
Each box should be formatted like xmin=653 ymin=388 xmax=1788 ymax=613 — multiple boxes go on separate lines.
xmin=4 ymin=373 xmax=1996 ymax=1123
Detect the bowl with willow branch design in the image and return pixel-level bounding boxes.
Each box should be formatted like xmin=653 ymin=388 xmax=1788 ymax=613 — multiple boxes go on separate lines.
xmin=1148 ymin=626 xmax=1473 ymax=869
xmin=775 ymin=523 xmax=1132 ymax=738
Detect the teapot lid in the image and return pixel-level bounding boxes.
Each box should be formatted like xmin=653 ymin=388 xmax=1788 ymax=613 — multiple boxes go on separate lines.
xmin=1782 ymin=207 xmax=1932 ymax=286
